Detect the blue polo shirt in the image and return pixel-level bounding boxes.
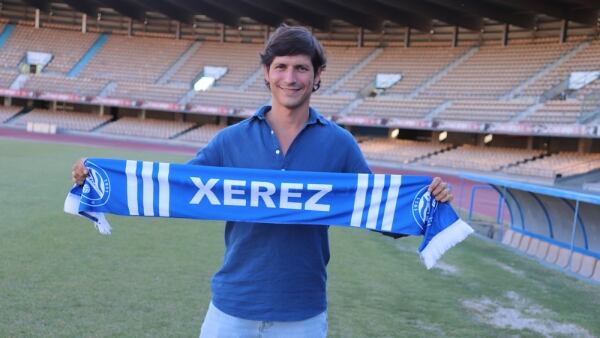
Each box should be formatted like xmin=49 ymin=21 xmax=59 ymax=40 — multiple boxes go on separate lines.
xmin=188 ymin=105 xmax=370 ymax=321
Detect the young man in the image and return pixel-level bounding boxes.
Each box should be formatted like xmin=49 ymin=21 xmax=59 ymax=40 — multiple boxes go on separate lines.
xmin=72 ymin=25 xmax=452 ymax=337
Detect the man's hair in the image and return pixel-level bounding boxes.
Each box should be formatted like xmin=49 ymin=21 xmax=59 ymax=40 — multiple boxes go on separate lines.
xmin=260 ymin=25 xmax=327 ymax=92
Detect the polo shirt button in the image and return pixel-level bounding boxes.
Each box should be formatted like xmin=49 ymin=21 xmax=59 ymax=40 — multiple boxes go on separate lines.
xmin=281 ymin=168 xmax=285 ymax=171
xmin=275 ymin=149 xmax=280 ymax=155
xmin=270 ymin=130 xmax=274 ymax=134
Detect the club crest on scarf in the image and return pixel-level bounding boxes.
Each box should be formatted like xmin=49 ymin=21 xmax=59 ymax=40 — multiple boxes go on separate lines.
xmin=81 ymin=161 xmax=111 ymax=207
xmin=412 ymin=186 xmax=436 ymax=230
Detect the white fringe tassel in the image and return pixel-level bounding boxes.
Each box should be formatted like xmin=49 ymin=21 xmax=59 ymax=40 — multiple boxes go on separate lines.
xmin=420 ymin=219 xmax=474 ymax=269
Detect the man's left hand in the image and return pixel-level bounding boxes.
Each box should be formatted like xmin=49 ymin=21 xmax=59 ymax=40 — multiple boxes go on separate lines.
xmin=428 ymin=177 xmax=453 ymax=203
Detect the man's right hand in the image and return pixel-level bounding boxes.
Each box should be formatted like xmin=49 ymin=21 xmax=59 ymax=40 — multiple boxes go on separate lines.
xmin=72 ymin=158 xmax=88 ymax=185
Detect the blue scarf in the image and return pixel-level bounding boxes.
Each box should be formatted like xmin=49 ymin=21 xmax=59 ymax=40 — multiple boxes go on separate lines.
xmin=64 ymin=158 xmax=473 ymax=269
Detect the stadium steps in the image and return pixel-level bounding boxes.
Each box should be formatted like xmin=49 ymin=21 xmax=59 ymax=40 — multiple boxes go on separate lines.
xmin=339 ymin=98 xmax=363 ymax=116
xmin=169 ymin=124 xmax=200 ymax=140
xmin=410 ymin=45 xmax=479 ymax=99
xmin=178 ymin=88 xmax=197 ymax=105
xmin=10 ymin=74 xmax=29 ymax=90
xmin=324 ymin=47 xmax=383 ymax=96
xmin=239 ymin=66 xmax=263 ymax=91
xmin=0 ymin=23 xmax=15 ymax=49
xmin=556 ymin=168 xmax=600 ymax=187
xmin=98 ymin=81 xmax=117 ymax=97
xmin=497 ymin=152 xmax=549 ymax=172
xmin=3 ymin=106 xmax=33 ymax=125
xmin=510 ymin=102 xmax=544 ymax=123
xmin=502 ymin=40 xmax=591 ymax=100
xmin=67 ymin=33 xmax=109 ymax=78
xmin=407 ymin=144 xmax=458 ymax=164
xmin=89 ymin=115 xmax=117 ymax=132
xmin=425 ymin=100 xmax=452 ymax=120
xmin=158 ymin=41 xmax=202 ymax=85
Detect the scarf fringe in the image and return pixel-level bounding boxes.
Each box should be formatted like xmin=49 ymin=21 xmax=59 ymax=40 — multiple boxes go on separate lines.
xmin=420 ymin=219 xmax=474 ymax=269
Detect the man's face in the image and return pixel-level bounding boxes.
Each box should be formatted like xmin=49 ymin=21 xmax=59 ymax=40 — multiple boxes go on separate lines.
xmin=263 ymin=54 xmax=322 ymax=111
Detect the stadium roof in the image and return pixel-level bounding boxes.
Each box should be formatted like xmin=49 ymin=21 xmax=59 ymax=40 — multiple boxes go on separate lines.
xmin=24 ymin=0 xmax=600 ymax=32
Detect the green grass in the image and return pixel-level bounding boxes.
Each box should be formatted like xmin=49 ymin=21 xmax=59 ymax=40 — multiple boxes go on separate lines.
xmin=0 ymin=137 xmax=598 ymax=337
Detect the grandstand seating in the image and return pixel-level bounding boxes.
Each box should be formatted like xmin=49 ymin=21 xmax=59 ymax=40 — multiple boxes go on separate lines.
xmin=97 ymin=116 xmax=195 ymax=139
xmin=359 ymin=138 xmax=450 ymax=163
xmin=435 ymin=99 xmax=532 ymax=122
xmin=418 ymin=144 xmax=545 ymax=171
xmin=176 ymin=123 xmax=223 ymax=144
xmin=108 ymin=82 xmax=188 ymax=103
xmin=170 ymin=42 xmax=263 ymax=88
xmin=522 ymin=99 xmax=582 ymax=124
xmin=23 ymin=74 xmax=108 ymax=97
xmin=0 ymin=68 xmax=17 ymax=88
xmin=0 ymin=26 xmax=98 ymax=73
xmin=189 ymin=88 xmax=270 ymax=112
xmin=503 ymin=151 xmax=600 ymax=178
xmin=350 ymin=97 xmax=441 ymax=119
xmin=13 ymin=109 xmax=111 ymax=131
xmin=337 ymin=46 xmax=468 ymax=95
xmin=79 ymin=35 xmax=190 ymax=83
xmin=424 ymin=39 xmax=576 ymax=99
xmin=0 ymin=106 xmax=22 ymax=122
xmin=522 ymin=39 xmax=600 ymax=98
xmin=317 ymin=46 xmax=374 ymax=92
xmin=310 ymin=94 xmax=353 ymax=116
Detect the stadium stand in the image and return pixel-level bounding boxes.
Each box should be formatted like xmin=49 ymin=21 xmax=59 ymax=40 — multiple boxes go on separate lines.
xmin=309 ymin=94 xmax=353 ymax=116
xmin=0 ymin=68 xmax=18 ymax=88
xmin=0 ymin=25 xmax=98 ymax=73
xmin=107 ymin=82 xmax=188 ymax=103
xmin=176 ymin=123 xmax=224 ymax=144
xmin=417 ymin=144 xmax=546 ymax=172
xmin=336 ymin=46 xmax=468 ymax=95
xmin=522 ymin=99 xmax=583 ymax=124
xmin=359 ymin=138 xmax=451 ymax=163
xmin=0 ymin=105 xmax=22 ymax=122
xmin=22 ymin=74 xmax=108 ymax=97
xmin=13 ymin=109 xmax=111 ymax=131
xmin=169 ymin=42 xmax=263 ymax=87
xmin=189 ymin=88 xmax=270 ymax=113
xmin=434 ymin=99 xmax=532 ymax=122
xmin=78 ymin=35 xmax=190 ymax=83
xmin=503 ymin=151 xmax=600 ymax=178
xmin=522 ymin=39 xmax=600 ymax=98
xmin=97 ymin=116 xmax=195 ymax=139
xmin=423 ymin=39 xmax=576 ymax=99
xmin=350 ymin=97 xmax=441 ymax=119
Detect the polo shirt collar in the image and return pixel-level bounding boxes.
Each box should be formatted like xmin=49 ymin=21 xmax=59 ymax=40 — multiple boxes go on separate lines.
xmin=253 ymin=105 xmax=328 ymax=125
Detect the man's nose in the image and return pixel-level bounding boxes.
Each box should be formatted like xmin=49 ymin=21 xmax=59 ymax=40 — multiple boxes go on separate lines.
xmin=283 ymin=69 xmax=297 ymax=84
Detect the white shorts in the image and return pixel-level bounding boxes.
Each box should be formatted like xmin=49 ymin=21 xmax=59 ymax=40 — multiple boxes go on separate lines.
xmin=199 ymin=302 xmax=328 ymax=338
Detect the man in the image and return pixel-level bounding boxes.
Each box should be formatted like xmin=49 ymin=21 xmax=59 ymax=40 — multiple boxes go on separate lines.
xmin=72 ymin=25 xmax=452 ymax=337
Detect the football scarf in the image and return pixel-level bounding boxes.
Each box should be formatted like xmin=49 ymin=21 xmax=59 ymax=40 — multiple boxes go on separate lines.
xmin=64 ymin=158 xmax=473 ymax=269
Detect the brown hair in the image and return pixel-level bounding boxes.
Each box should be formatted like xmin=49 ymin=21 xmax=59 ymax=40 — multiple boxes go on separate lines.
xmin=260 ymin=25 xmax=327 ymax=91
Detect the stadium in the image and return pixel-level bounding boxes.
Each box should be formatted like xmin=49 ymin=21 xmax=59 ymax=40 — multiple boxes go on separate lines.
xmin=0 ymin=0 xmax=599 ymax=336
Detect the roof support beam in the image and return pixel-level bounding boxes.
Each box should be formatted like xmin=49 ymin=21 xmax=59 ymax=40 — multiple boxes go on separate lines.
xmin=376 ymin=0 xmax=482 ymax=31
xmin=428 ymin=0 xmax=536 ymax=29
xmin=129 ymin=0 xmax=193 ymax=24
xmin=62 ymin=0 xmax=99 ymax=17
xmin=285 ymin=0 xmax=383 ymax=32
xmin=242 ymin=0 xmax=331 ymax=31
xmin=329 ymin=0 xmax=432 ymax=32
xmin=204 ymin=0 xmax=284 ymax=28
xmin=177 ymin=0 xmax=240 ymax=27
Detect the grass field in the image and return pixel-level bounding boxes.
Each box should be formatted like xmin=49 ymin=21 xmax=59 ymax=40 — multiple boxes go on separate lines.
xmin=0 ymin=137 xmax=599 ymax=337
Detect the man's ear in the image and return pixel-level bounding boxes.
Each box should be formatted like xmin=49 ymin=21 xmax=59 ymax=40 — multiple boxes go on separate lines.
xmin=262 ymin=65 xmax=271 ymax=90
xmin=315 ymin=65 xmax=325 ymax=85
